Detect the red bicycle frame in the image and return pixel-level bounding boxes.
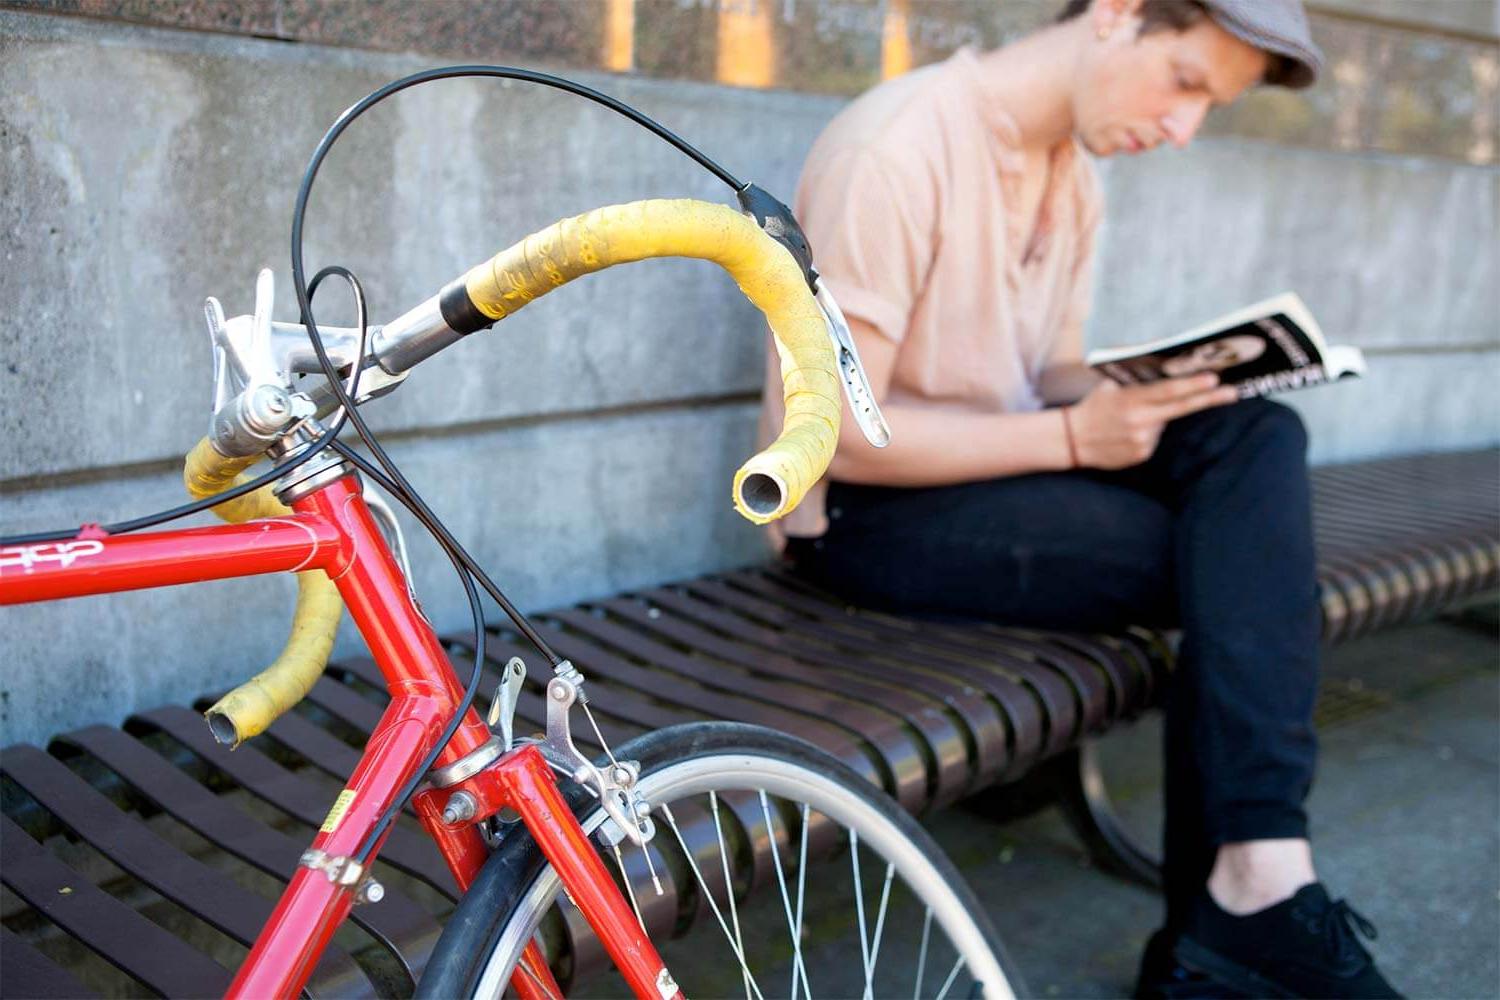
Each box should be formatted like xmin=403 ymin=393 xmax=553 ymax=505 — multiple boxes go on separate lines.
xmin=0 ymin=471 xmax=680 ymax=1000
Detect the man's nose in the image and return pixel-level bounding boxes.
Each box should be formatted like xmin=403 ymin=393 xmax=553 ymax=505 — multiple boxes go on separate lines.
xmin=1162 ymin=97 xmax=1211 ymax=148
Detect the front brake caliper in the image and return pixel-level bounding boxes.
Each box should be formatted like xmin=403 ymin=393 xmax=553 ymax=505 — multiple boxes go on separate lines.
xmin=535 ymin=665 xmax=655 ymax=848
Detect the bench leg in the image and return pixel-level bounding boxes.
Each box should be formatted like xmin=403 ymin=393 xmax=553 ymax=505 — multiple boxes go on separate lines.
xmin=1054 ymin=739 xmax=1162 ymax=890
xmin=1440 ymin=593 xmax=1499 ymax=635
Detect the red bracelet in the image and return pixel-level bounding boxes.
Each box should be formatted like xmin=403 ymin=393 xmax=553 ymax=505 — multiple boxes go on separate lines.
xmin=1060 ymin=407 xmax=1081 ymax=469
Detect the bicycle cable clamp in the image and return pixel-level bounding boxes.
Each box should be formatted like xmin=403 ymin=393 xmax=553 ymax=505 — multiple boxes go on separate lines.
xmin=299 ymin=848 xmax=385 ymax=905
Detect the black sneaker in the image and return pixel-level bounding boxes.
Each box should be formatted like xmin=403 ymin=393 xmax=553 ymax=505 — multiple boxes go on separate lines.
xmin=1176 ymin=883 xmax=1402 ymax=999
xmin=1134 ymin=928 xmax=1251 ymax=999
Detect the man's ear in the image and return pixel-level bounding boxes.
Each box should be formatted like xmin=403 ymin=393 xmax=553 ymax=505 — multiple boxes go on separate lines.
xmin=1090 ymin=0 xmax=1145 ymax=39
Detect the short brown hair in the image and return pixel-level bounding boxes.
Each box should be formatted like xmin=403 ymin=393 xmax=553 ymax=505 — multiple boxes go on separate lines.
xmin=1057 ymin=0 xmax=1209 ymax=34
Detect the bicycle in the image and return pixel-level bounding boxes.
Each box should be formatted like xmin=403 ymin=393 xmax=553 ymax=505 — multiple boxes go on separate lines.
xmin=1 ymin=65 xmax=1019 ymax=999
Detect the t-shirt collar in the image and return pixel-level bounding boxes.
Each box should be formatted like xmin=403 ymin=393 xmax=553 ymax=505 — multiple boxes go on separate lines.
xmin=952 ymin=46 xmax=1077 ymax=177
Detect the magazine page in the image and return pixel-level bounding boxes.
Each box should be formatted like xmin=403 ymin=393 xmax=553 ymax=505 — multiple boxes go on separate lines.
xmin=1086 ymin=293 xmax=1364 ymax=399
xmin=1322 ymin=344 xmax=1368 ymax=379
xmin=1086 ymin=293 xmax=1326 ymax=366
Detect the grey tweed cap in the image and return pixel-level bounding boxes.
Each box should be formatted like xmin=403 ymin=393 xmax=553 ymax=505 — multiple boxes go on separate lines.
xmin=1201 ymin=0 xmax=1325 ymax=88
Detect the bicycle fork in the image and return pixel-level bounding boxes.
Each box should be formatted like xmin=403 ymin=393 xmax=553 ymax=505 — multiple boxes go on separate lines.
xmin=409 ymin=742 xmax=681 ymax=1000
xmin=486 ymin=745 xmax=683 ymax=1000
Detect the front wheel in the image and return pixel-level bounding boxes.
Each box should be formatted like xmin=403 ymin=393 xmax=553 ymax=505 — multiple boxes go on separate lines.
xmin=418 ymin=722 xmax=1023 ymax=999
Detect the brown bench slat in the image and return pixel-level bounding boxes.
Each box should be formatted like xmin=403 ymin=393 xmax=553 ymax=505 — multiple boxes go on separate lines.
xmin=689 ymin=576 xmax=1091 ymax=748
xmin=599 ymin=593 xmax=977 ymax=808
xmin=735 ymin=571 xmax=1148 ymax=734
xmin=549 ymin=606 xmax=937 ymax=810
xmin=135 ymin=706 xmax=459 ymax=899
xmin=621 ymin=587 xmax=1008 ymax=791
xmin=53 ymin=725 xmax=439 ymax=987
xmin=1311 ymin=450 xmax=1498 ymax=642
xmin=645 ymin=581 xmax=1020 ymax=779
xmin=1327 ymin=551 xmax=1430 ymax=636
xmin=637 ymin=585 xmax=1024 ymax=786
xmin=736 ymin=570 xmax=1145 ymax=721
xmin=686 ymin=578 xmax=1078 ymax=770
xmin=303 ymin=673 xmax=390 ymax=734
xmin=0 ymin=927 xmax=96 ymax=999
xmin=1 ymin=745 xmax=373 ymax=996
xmin=0 ymin=813 xmax=233 ymax=997
xmin=767 ymin=565 xmax=1165 ymax=716
xmin=522 ymin=621 xmax=905 ymax=807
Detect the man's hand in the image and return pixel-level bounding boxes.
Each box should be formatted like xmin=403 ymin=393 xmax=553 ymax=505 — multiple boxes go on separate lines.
xmin=1068 ymin=375 xmax=1240 ymax=470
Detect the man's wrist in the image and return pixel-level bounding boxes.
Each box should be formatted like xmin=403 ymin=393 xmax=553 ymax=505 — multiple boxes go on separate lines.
xmin=1060 ymin=406 xmax=1082 ymax=470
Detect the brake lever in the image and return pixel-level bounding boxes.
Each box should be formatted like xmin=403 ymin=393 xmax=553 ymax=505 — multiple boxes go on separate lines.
xmin=814 ymin=283 xmax=891 ymax=448
xmin=738 ymin=183 xmax=891 ymax=449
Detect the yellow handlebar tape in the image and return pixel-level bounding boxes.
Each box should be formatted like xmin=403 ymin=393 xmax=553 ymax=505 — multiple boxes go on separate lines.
xmin=457 ymin=199 xmax=840 ymax=524
xmin=183 ymin=438 xmax=343 ymax=748
xmin=181 ymin=199 xmax=839 ymax=744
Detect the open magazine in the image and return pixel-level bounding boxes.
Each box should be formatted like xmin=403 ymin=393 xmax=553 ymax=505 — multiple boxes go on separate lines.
xmin=1086 ymin=293 xmax=1366 ymax=399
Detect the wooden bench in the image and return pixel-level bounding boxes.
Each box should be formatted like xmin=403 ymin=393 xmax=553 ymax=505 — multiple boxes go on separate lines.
xmin=3 ymin=448 xmax=1495 ymax=997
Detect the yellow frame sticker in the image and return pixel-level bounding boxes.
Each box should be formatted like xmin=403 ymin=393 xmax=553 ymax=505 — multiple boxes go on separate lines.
xmin=320 ymin=789 xmax=357 ymax=835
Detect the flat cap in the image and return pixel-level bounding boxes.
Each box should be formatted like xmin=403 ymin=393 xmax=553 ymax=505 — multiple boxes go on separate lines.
xmin=1202 ymin=0 xmax=1325 ymax=88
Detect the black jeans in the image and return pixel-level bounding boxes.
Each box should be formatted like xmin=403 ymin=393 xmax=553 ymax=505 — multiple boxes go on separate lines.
xmin=786 ymin=399 xmax=1321 ymax=929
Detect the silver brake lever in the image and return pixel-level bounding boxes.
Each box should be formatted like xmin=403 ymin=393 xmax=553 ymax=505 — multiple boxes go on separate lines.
xmin=814 ymin=283 xmax=891 ymax=448
xmin=488 ymin=657 xmax=527 ymax=751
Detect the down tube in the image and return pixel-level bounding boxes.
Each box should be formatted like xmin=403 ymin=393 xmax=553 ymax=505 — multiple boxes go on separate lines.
xmin=225 ymin=474 xmax=495 ymax=998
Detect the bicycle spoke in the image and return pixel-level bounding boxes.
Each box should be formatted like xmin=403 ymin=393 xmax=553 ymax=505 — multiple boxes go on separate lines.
xmin=760 ymin=790 xmax=812 ymax=1000
xmin=794 ymin=802 xmax=813 ymax=1000
xmin=851 ymin=829 xmax=875 ymax=1000
xmin=658 ymin=803 xmax=767 ymax=1000
xmin=934 ymin=954 xmax=966 ymax=1000
xmin=913 ymin=908 xmax=934 ymax=1000
xmin=430 ymin=731 xmax=1008 ymax=1000
xmin=710 ymin=791 xmax=753 ymax=1000
xmin=608 ymin=842 xmax=648 ymax=933
xmin=514 ymin=936 xmax=564 ymax=1000
xmin=866 ymin=862 xmax=896 ymax=988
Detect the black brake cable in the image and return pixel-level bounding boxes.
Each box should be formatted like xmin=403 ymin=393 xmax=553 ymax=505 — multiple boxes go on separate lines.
xmin=324 ymin=440 xmax=490 ymax=863
xmin=306 ymin=64 xmax=745 ymax=191
xmin=289 ymin=66 xmax=749 ymax=862
xmin=8 ymin=64 xmax=750 ymax=861
xmin=0 ymin=425 xmax=335 ymax=545
xmin=290 ymin=209 xmax=509 ymax=867
xmin=289 ymin=63 xmax=752 ymax=668
xmin=292 ymin=275 xmax=491 ymax=863
xmin=255 ymin=262 xmax=488 ymax=866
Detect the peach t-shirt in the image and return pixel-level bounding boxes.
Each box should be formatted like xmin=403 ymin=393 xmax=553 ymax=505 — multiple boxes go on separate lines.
xmin=758 ymin=47 xmax=1102 ymax=541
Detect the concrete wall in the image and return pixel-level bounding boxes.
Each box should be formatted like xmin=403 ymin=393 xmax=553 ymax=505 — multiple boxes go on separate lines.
xmin=1090 ymin=143 xmax=1500 ymax=464
xmin=1313 ymin=0 xmax=1499 ymax=37
xmin=2 ymin=10 xmax=1496 ymax=747
xmin=0 ymin=10 xmax=831 ymax=745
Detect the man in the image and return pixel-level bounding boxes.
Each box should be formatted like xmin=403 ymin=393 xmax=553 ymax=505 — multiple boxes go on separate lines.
xmin=760 ymin=1 xmax=1400 ymax=996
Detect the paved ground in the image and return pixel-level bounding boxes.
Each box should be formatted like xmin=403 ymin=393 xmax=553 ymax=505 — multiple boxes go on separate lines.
xmin=579 ymin=614 xmax=1497 ymax=999
xmin=928 ymin=614 xmax=1499 ymax=999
